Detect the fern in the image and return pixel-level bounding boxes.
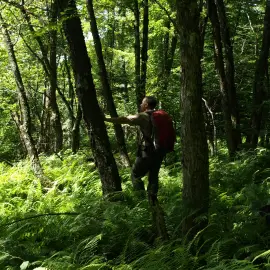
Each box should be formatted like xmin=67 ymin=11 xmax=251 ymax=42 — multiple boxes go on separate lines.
xmin=198 ymin=259 xmax=258 ymax=270
xmin=1 ymin=149 xmax=270 ymax=269
xmin=252 ymin=249 xmax=270 ymax=263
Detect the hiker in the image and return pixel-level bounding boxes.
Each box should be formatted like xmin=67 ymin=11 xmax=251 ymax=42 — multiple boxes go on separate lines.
xmin=104 ymin=96 xmax=175 ymax=202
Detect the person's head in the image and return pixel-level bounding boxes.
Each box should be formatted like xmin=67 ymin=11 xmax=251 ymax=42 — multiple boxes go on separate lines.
xmin=140 ymin=96 xmax=157 ymax=112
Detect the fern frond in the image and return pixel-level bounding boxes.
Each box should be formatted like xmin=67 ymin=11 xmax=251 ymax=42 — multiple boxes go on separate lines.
xmin=252 ymin=249 xmax=270 ymax=263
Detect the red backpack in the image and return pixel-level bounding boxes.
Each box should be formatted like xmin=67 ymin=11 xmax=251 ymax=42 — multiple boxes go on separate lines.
xmin=147 ymin=110 xmax=176 ymax=152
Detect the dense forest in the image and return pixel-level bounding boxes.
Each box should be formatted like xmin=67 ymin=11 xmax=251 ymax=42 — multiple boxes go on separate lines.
xmin=1 ymin=0 xmax=270 ymax=269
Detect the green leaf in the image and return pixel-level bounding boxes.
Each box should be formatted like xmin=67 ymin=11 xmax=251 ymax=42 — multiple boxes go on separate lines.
xmin=20 ymin=261 xmax=30 ymax=270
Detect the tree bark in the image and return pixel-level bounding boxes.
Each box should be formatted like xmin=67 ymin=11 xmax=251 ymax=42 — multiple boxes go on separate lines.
xmin=87 ymin=0 xmax=131 ymax=167
xmin=176 ymin=0 xmax=209 ymax=235
xmin=158 ymin=21 xmax=177 ymax=99
xmin=62 ymin=52 xmax=80 ymax=149
xmin=140 ymin=0 xmax=149 ymax=95
xmin=122 ymin=60 xmax=129 ymax=103
xmin=134 ymin=0 xmax=143 ymax=111
xmin=21 ymin=1 xmax=63 ymax=153
xmin=72 ymin=106 xmax=82 ymax=153
xmin=57 ymin=0 xmax=122 ymax=194
xmin=215 ymin=0 xmax=242 ymax=148
xmin=47 ymin=1 xmax=63 ymax=152
xmin=64 ymin=53 xmax=75 ymax=113
xmin=208 ymin=0 xmax=236 ymax=158
xmin=203 ymin=98 xmax=217 ymax=156
xmin=163 ymin=21 xmax=170 ymax=75
xmin=199 ymin=3 xmax=208 ymax=60
xmin=251 ymin=0 xmax=270 ymax=148
xmin=162 ymin=34 xmax=177 ymax=92
xmin=0 ymin=13 xmax=48 ymax=184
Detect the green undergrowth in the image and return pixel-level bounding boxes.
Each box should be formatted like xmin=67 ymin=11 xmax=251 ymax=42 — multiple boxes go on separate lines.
xmin=0 ymin=148 xmax=270 ymax=269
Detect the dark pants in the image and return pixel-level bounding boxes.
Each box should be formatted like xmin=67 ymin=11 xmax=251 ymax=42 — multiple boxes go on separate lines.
xmin=131 ymin=147 xmax=166 ymax=196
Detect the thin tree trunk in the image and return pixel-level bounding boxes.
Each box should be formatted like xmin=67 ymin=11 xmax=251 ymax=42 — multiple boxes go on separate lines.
xmin=0 ymin=13 xmax=48 ymax=184
xmin=58 ymin=0 xmax=122 ymax=194
xmin=215 ymin=0 xmax=241 ymax=148
xmin=199 ymin=2 xmax=208 ymax=60
xmin=64 ymin=54 xmax=75 ymax=113
xmin=203 ymin=98 xmax=217 ymax=156
xmin=140 ymin=0 xmax=149 ymax=94
xmin=208 ymin=0 xmax=235 ymax=157
xmin=72 ymin=106 xmax=82 ymax=153
xmin=11 ymin=111 xmax=28 ymax=158
xmin=87 ymin=0 xmax=131 ymax=167
xmin=158 ymin=20 xmax=170 ymax=96
xmin=251 ymin=0 xmax=270 ymax=148
xmin=176 ymin=0 xmax=209 ymax=236
xmin=163 ymin=35 xmax=177 ymax=92
xmin=47 ymin=1 xmax=63 ymax=152
xmin=163 ymin=21 xmax=170 ymax=75
xmin=63 ymin=52 xmax=79 ymax=149
xmin=122 ymin=60 xmax=129 ymax=102
xmin=157 ymin=20 xmax=177 ymax=103
xmin=106 ymin=9 xmax=116 ymax=88
xmin=20 ymin=1 xmax=63 ymax=153
xmin=134 ymin=0 xmax=142 ymax=111
xmin=119 ymin=10 xmax=129 ymax=103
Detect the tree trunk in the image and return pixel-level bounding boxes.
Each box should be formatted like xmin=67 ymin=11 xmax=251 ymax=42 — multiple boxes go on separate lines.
xmin=64 ymin=53 xmax=75 ymax=113
xmin=176 ymin=0 xmax=209 ymax=235
xmin=87 ymin=0 xmax=131 ymax=167
xmin=158 ymin=23 xmax=177 ymax=100
xmin=110 ymin=10 xmax=117 ymax=86
xmin=63 ymin=52 xmax=79 ymax=149
xmin=163 ymin=35 xmax=177 ymax=92
xmin=251 ymin=0 xmax=270 ymax=148
xmin=134 ymin=0 xmax=143 ymax=111
xmin=122 ymin=60 xmax=129 ymax=103
xmin=47 ymin=1 xmax=63 ymax=152
xmin=208 ymin=0 xmax=236 ymax=158
xmin=21 ymin=1 xmax=63 ymax=153
xmin=58 ymin=0 xmax=122 ymax=194
xmin=0 ymin=13 xmax=48 ymax=184
xmin=215 ymin=0 xmax=241 ymax=148
xmin=163 ymin=21 xmax=170 ymax=75
xmin=199 ymin=4 xmax=208 ymax=59
xmin=72 ymin=106 xmax=82 ymax=153
xmin=203 ymin=98 xmax=217 ymax=156
xmin=140 ymin=0 xmax=149 ymax=94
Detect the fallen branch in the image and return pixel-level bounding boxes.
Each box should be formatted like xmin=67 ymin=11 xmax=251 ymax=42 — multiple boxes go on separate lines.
xmin=1 ymin=212 xmax=80 ymax=227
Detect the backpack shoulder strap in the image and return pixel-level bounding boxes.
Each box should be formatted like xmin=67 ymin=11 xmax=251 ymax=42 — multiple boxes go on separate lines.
xmin=145 ymin=110 xmax=156 ymax=145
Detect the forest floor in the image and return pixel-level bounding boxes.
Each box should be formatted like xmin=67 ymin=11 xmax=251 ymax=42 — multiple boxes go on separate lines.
xmin=0 ymin=147 xmax=270 ymax=270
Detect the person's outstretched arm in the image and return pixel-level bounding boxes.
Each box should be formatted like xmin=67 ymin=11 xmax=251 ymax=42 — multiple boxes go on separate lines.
xmin=104 ymin=114 xmax=141 ymax=126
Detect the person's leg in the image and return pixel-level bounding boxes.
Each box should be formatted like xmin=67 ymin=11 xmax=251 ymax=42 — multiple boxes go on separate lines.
xmin=147 ymin=150 xmax=166 ymax=202
xmin=131 ymin=156 xmax=151 ymax=191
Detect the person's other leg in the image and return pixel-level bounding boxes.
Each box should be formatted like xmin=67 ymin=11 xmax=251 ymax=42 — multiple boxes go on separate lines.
xmin=131 ymin=156 xmax=151 ymax=191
